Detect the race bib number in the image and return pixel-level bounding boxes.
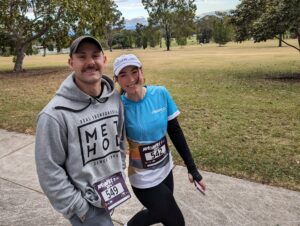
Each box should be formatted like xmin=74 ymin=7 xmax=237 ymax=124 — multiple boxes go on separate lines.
xmin=139 ymin=136 xmax=169 ymax=168
xmin=94 ymin=172 xmax=131 ymax=210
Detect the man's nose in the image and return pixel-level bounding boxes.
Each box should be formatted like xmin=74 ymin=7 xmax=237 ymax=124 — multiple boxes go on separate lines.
xmin=86 ymin=57 xmax=95 ymax=66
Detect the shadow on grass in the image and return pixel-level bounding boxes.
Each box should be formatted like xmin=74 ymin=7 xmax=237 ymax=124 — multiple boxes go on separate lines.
xmin=0 ymin=66 xmax=69 ymax=78
xmin=265 ymin=73 xmax=300 ymax=83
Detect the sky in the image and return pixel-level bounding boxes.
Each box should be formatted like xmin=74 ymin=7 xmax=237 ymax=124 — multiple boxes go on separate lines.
xmin=115 ymin=0 xmax=241 ymax=20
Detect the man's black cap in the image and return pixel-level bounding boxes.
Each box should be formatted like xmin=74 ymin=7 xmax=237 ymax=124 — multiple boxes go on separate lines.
xmin=69 ymin=36 xmax=103 ymax=56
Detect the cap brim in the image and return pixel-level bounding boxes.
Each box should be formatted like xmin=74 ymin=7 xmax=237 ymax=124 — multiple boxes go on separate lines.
xmin=70 ymin=36 xmax=103 ymax=56
xmin=114 ymin=62 xmax=141 ymax=76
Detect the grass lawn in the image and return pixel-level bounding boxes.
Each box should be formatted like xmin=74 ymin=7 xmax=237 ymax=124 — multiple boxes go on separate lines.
xmin=0 ymin=40 xmax=299 ymax=191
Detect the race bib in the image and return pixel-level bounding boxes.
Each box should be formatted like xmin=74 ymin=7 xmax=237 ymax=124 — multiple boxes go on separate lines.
xmin=139 ymin=136 xmax=169 ymax=168
xmin=94 ymin=172 xmax=131 ymax=210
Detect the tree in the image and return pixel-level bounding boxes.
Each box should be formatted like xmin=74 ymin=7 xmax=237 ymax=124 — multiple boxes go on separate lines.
xmin=142 ymin=35 xmax=148 ymax=49
xmin=37 ymin=19 xmax=71 ymax=56
xmin=213 ymin=20 xmax=231 ymax=46
xmin=112 ymin=32 xmax=131 ymax=49
xmin=0 ymin=0 xmax=118 ymax=72
xmin=176 ymin=37 xmax=187 ymax=46
xmin=173 ymin=0 xmax=196 ymax=46
xmin=142 ymin=0 xmax=197 ymax=51
xmin=135 ymin=23 xmax=145 ymax=48
xmin=212 ymin=12 xmax=233 ymax=46
xmin=195 ymin=15 xmax=217 ymax=44
xmin=38 ymin=35 xmax=54 ymax=57
xmin=230 ymin=0 xmax=300 ymax=51
xmin=197 ymin=28 xmax=212 ymax=44
xmin=103 ymin=2 xmax=124 ymax=52
xmin=53 ymin=26 xmax=71 ymax=53
xmin=135 ymin=24 xmax=161 ymax=49
xmin=0 ymin=33 xmax=14 ymax=56
xmin=147 ymin=26 xmax=161 ymax=48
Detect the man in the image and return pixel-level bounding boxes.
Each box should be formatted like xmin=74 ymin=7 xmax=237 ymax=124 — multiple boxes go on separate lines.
xmin=35 ymin=36 xmax=128 ymax=226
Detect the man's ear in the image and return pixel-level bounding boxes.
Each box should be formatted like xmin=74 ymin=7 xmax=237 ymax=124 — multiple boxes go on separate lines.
xmin=113 ymin=76 xmax=118 ymax=82
xmin=68 ymin=58 xmax=73 ymax=70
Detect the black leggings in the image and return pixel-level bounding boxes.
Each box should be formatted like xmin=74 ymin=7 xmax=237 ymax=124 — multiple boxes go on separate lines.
xmin=127 ymin=171 xmax=185 ymax=226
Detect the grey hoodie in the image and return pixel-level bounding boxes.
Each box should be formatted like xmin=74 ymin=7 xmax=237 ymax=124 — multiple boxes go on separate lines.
xmin=35 ymin=73 xmax=126 ymax=219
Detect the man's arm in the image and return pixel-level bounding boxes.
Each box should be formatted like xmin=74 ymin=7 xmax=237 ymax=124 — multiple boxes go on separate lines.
xmin=118 ymin=98 xmax=127 ymax=170
xmin=35 ymin=113 xmax=89 ymax=219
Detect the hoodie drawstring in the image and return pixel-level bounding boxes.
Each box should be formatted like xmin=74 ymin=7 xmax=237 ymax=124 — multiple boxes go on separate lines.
xmin=54 ymin=98 xmax=92 ymax=112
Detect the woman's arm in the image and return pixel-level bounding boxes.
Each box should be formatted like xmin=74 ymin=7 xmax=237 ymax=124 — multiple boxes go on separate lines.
xmin=167 ymin=118 xmax=202 ymax=182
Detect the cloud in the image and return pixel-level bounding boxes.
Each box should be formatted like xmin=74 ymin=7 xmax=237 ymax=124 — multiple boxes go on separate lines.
xmin=115 ymin=0 xmax=147 ymax=19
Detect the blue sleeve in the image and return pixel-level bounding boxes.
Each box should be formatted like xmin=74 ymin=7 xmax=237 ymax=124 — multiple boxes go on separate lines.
xmin=162 ymin=87 xmax=180 ymax=121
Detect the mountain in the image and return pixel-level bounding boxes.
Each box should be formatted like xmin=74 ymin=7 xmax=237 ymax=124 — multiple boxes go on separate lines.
xmin=124 ymin=10 xmax=231 ymax=30
xmin=124 ymin=17 xmax=148 ymax=30
xmin=197 ymin=10 xmax=232 ymax=19
xmin=197 ymin=11 xmax=217 ymax=19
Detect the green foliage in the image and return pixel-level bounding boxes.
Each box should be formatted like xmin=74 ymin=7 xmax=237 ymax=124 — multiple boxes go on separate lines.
xmin=176 ymin=37 xmax=187 ymax=46
xmin=104 ymin=2 xmax=124 ymax=52
xmin=135 ymin=23 xmax=145 ymax=48
xmin=230 ymin=0 xmax=300 ymax=51
xmin=112 ymin=30 xmax=133 ymax=49
xmin=142 ymin=35 xmax=148 ymax=49
xmin=197 ymin=27 xmax=212 ymax=44
xmin=195 ymin=15 xmax=218 ymax=43
xmin=172 ymin=0 xmax=197 ymax=41
xmin=142 ymin=0 xmax=197 ymax=51
xmin=135 ymin=24 xmax=161 ymax=49
xmin=39 ymin=22 xmax=71 ymax=55
xmin=212 ymin=13 xmax=233 ymax=46
xmin=0 ymin=0 xmax=120 ymax=71
xmin=147 ymin=27 xmax=161 ymax=48
xmin=230 ymin=0 xmax=266 ymax=42
xmin=25 ymin=44 xmax=39 ymax=55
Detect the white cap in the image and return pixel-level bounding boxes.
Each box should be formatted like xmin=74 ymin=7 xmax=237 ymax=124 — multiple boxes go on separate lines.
xmin=113 ymin=54 xmax=142 ymax=76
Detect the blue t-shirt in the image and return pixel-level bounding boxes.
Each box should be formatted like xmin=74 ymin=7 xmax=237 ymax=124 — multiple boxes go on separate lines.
xmin=121 ymin=86 xmax=180 ymax=188
xmin=122 ymin=86 xmax=180 ymax=144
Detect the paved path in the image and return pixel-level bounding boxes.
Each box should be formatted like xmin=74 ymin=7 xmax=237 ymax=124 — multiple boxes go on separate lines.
xmin=0 ymin=129 xmax=299 ymax=226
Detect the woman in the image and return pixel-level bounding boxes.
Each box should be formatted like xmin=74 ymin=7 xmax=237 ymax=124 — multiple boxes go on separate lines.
xmin=113 ymin=54 xmax=206 ymax=226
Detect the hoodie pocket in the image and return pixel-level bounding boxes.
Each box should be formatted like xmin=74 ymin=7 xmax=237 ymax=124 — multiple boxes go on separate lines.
xmin=84 ymin=186 xmax=103 ymax=208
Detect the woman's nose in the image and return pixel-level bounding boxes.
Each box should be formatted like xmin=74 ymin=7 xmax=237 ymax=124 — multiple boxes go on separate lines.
xmin=128 ymin=75 xmax=136 ymax=83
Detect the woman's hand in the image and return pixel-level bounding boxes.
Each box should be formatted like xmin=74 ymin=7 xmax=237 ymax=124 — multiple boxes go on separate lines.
xmin=188 ymin=173 xmax=206 ymax=194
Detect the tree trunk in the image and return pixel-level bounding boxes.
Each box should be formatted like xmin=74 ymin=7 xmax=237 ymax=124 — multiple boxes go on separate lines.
xmin=165 ymin=25 xmax=171 ymax=51
xmin=105 ymin=26 xmax=113 ymax=52
xmin=13 ymin=44 xmax=26 ymax=72
xmin=108 ymin=38 xmax=113 ymax=52
xmin=297 ymin=32 xmax=300 ymax=49
xmin=278 ymin=33 xmax=282 ymax=47
xmin=109 ymin=39 xmax=112 ymax=52
xmin=166 ymin=36 xmax=170 ymax=51
xmin=43 ymin=47 xmax=46 ymax=57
